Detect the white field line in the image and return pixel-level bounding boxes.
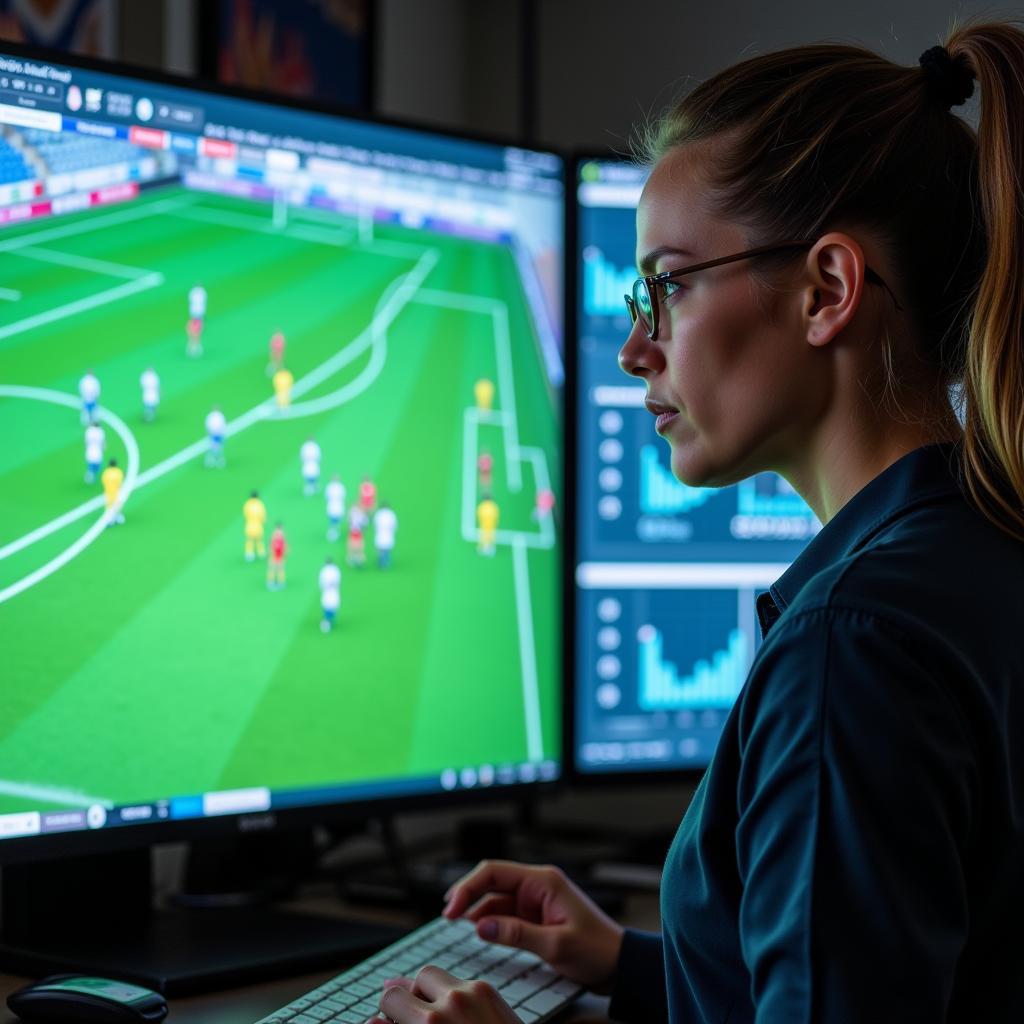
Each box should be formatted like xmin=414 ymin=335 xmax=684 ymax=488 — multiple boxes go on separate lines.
xmin=512 ymin=536 xmax=544 ymax=762
xmin=461 ymin=408 xmax=478 ymax=550
xmin=15 ymin=245 xmax=157 ymax=280
xmin=412 ymin=288 xmax=522 ymax=491
xmin=170 ymin=204 xmax=355 ymax=248
xmin=0 ymin=195 xmax=191 ymax=341
xmin=283 ymin=249 xmax=439 ymax=416
xmin=519 ymin=446 xmax=555 ymax=548
xmin=0 ymin=288 xmax=21 ymax=301
xmin=459 ymin=408 xmax=555 ymax=550
xmin=0 ymin=778 xmax=113 ymax=809
xmin=0 ymin=273 xmax=164 ymax=343
xmin=358 ymin=237 xmax=431 ymax=261
xmin=0 ymin=249 xmax=439 ymax=570
xmin=0 ymin=193 xmax=196 ymax=254
xmin=0 ymin=385 xmax=140 ymax=605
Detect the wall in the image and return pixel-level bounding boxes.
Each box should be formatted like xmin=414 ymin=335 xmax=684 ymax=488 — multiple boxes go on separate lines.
xmin=375 ymin=0 xmax=999 ymax=149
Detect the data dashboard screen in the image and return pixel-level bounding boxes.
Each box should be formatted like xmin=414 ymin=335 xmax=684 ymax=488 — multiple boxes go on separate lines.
xmin=573 ymin=158 xmax=820 ymax=775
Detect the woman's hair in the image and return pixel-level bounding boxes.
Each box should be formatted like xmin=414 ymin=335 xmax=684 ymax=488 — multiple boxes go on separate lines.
xmin=638 ymin=17 xmax=1024 ymax=541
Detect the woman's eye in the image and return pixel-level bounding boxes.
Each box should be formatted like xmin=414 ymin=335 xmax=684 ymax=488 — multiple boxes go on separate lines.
xmin=661 ymin=281 xmax=685 ymax=301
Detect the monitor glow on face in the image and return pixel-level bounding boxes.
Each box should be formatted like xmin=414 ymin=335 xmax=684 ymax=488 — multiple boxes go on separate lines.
xmin=0 ymin=48 xmax=564 ymax=846
xmin=572 ymin=157 xmax=819 ymax=777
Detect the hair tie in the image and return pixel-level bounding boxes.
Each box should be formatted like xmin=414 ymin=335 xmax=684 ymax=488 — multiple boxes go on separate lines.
xmin=918 ymin=45 xmax=975 ymax=110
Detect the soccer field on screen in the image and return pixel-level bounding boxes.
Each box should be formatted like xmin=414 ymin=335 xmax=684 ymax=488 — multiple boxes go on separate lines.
xmin=0 ymin=184 xmax=561 ymax=816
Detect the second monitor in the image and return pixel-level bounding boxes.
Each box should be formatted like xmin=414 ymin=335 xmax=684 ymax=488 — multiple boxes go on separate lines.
xmin=571 ymin=156 xmax=820 ymax=778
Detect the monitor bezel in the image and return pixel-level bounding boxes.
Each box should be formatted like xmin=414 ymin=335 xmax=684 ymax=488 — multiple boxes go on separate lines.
xmin=564 ymin=150 xmax=712 ymax=789
xmin=0 ymin=40 xmax=568 ymax=864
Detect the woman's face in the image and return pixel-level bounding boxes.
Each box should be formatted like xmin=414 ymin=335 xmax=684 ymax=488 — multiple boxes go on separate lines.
xmin=618 ymin=145 xmax=831 ymax=488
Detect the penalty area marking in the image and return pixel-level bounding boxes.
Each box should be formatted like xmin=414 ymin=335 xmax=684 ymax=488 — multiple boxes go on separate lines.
xmin=0 ymin=385 xmax=140 ymax=606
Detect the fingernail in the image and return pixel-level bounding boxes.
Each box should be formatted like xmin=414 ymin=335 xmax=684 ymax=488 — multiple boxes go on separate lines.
xmin=479 ymin=919 xmax=498 ymax=940
xmin=443 ymin=886 xmax=453 ymax=901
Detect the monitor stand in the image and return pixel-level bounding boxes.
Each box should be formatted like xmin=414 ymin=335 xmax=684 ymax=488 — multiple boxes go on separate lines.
xmin=0 ymin=847 xmax=405 ymax=996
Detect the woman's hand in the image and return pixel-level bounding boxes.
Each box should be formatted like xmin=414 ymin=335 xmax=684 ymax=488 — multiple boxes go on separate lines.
xmin=442 ymin=859 xmax=624 ymax=993
xmin=369 ymin=968 xmax=519 ymax=1024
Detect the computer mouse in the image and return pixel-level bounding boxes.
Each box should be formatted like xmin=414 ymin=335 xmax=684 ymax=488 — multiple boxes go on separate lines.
xmin=6 ymin=974 xmax=168 ymax=1023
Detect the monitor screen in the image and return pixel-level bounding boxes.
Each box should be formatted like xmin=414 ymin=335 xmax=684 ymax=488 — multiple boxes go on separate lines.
xmin=0 ymin=49 xmax=564 ymax=848
xmin=572 ymin=157 xmax=819 ymax=776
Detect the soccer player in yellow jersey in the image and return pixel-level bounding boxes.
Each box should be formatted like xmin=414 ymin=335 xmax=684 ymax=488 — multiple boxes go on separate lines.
xmin=273 ymin=367 xmax=294 ymax=411
xmin=101 ymin=457 xmax=125 ymax=526
xmin=476 ymin=496 xmax=499 ymax=556
xmin=474 ymin=377 xmax=495 ymax=412
xmin=243 ymin=490 xmax=267 ymax=561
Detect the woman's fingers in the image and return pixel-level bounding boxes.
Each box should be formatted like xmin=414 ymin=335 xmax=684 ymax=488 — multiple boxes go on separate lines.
xmin=463 ymin=893 xmax=518 ymax=922
xmin=379 ymin=982 xmax=433 ymax=1024
xmin=411 ymin=965 xmax=460 ymax=1000
xmin=444 ymin=860 xmax=557 ymax=919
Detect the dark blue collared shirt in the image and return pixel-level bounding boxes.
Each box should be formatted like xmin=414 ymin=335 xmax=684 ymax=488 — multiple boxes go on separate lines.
xmin=609 ymin=442 xmax=1024 ymax=1022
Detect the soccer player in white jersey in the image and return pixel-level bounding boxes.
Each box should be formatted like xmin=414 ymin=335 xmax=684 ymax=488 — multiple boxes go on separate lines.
xmin=79 ymin=369 xmax=100 ymax=425
xmin=325 ymin=473 xmax=346 ymax=541
xmin=84 ymin=422 xmax=105 ymax=484
xmin=373 ymin=502 xmax=398 ymax=569
xmin=140 ymin=367 xmax=160 ymax=422
xmin=300 ymin=438 xmax=321 ymax=496
xmin=318 ymin=556 xmax=341 ymax=633
xmin=204 ymin=405 xmax=227 ymax=468
xmin=187 ymin=283 xmax=207 ymax=358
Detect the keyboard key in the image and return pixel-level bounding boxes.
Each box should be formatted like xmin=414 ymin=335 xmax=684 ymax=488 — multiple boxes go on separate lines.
xmin=517 ymin=1011 xmax=541 ymax=1024
xmin=338 ymin=1012 xmax=368 ymax=1024
xmin=476 ymin=970 xmax=511 ymax=987
xmin=522 ymin=989 xmax=568 ymax=1015
xmin=320 ymin=994 xmax=358 ymax=1012
xmin=305 ymin=1007 xmax=335 ymax=1021
xmin=549 ymin=978 xmax=582 ymax=997
xmin=498 ymin=979 xmax=542 ymax=1005
xmin=522 ymin=966 xmax=561 ymax=989
xmin=430 ymin=952 xmax=465 ymax=969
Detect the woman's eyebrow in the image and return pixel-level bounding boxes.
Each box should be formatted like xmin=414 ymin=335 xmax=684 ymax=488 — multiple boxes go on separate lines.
xmin=638 ymin=246 xmax=694 ymax=275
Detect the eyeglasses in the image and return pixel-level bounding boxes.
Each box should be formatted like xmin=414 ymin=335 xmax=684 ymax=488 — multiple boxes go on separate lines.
xmin=624 ymin=240 xmax=904 ymax=341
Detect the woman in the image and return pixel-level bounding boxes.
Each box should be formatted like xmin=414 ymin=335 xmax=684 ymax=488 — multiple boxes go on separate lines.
xmin=376 ymin=18 xmax=1024 ymax=1023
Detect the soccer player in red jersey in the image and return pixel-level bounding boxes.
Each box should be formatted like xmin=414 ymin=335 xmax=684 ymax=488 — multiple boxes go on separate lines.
xmin=358 ymin=476 xmax=377 ymax=514
xmin=347 ymin=507 xmax=367 ymax=568
xmin=477 ymin=449 xmax=494 ymax=491
xmin=266 ymin=522 xmax=288 ymax=590
xmin=267 ymin=329 xmax=286 ymax=376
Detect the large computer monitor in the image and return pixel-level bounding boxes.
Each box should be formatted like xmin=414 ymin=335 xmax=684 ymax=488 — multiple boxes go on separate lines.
xmin=0 ymin=43 xmax=564 ymax=988
xmin=569 ymin=155 xmax=819 ymax=780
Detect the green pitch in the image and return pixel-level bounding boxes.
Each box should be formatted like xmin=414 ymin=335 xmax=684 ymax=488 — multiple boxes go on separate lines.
xmin=0 ymin=185 xmax=561 ymax=816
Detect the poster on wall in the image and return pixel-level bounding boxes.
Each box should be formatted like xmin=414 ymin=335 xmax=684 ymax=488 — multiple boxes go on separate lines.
xmin=213 ymin=0 xmax=371 ymax=110
xmin=0 ymin=0 xmax=118 ymax=58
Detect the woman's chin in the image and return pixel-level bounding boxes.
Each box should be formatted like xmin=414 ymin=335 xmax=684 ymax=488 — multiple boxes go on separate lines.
xmin=668 ymin=440 xmax=710 ymax=488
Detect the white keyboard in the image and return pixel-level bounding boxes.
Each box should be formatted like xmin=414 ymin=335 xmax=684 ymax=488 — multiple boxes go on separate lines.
xmin=256 ymin=916 xmax=582 ymax=1024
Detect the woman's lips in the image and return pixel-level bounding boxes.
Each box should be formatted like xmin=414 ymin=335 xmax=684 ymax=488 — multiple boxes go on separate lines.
xmin=645 ymin=398 xmax=680 ymax=434
xmin=655 ymin=411 xmax=679 ymax=434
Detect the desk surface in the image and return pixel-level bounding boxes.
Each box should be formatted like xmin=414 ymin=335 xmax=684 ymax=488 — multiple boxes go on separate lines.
xmin=0 ymin=887 xmax=658 ymax=1023
xmin=0 ymin=970 xmax=614 ymax=1023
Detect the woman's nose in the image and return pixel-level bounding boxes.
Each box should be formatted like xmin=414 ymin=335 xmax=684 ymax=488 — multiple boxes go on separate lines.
xmin=618 ymin=318 xmax=662 ymax=379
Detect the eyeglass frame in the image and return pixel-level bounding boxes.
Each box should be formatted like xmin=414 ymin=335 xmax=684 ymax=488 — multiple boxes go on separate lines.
xmin=624 ymin=240 xmax=904 ymax=341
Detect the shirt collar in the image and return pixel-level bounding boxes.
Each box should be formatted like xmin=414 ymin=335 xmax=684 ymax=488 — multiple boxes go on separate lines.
xmin=756 ymin=441 xmax=964 ymax=637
